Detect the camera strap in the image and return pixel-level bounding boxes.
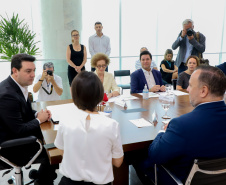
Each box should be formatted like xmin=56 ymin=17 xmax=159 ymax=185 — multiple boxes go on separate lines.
xmin=41 ymin=84 xmax=53 ymax=95
xmin=196 ymin=32 xmax=203 ymax=59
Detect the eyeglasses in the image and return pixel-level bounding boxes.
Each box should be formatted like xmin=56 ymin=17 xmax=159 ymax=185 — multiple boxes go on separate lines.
xmin=96 ymin=65 xmax=107 ymax=69
xmin=72 ymin=34 xmax=79 ymax=37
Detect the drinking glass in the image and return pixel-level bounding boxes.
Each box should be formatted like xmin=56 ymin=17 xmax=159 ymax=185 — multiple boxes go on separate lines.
xmin=165 ymin=84 xmax=171 ymax=95
xmin=161 ymin=101 xmax=171 ymax=119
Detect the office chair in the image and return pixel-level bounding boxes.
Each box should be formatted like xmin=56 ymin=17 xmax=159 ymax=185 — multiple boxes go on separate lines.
xmin=0 ymin=136 xmax=43 ymax=185
xmin=114 ymin=70 xmax=130 ymax=94
xmin=154 ymin=158 xmax=226 ymax=185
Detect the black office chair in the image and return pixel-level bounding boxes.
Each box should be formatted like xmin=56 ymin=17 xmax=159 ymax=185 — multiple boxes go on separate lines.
xmin=154 ymin=158 xmax=226 ymax=185
xmin=0 ymin=136 xmax=43 ymax=185
xmin=114 ymin=70 xmax=131 ymax=93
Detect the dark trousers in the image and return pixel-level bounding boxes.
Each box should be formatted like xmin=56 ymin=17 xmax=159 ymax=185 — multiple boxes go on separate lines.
xmin=91 ymin=66 xmax=108 ymax=72
xmin=178 ymin=62 xmax=187 ymax=74
xmin=59 ymin=176 xmax=111 ymax=185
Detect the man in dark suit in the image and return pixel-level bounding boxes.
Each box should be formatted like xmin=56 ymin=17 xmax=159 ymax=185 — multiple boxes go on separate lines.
xmin=134 ymin=66 xmax=226 ymax=185
xmin=0 ymin=54 xmax=56 ymax=185
xmin=217 ymin=62 xmax=226 ymax=75
xmin=130 ymin=50 xmax=165 ymax=94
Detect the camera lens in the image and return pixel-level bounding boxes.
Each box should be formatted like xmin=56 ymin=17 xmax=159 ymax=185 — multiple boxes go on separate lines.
xmin=187 ymin=28 xmax=193 ymax=36
xmin=47 ymin=70 xmax=53 ymax=76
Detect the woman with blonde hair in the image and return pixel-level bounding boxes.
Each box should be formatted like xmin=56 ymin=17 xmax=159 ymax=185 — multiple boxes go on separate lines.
xmin=91 ymin=53 xmax=120 ymax=98
xmin=66 ymin=30 xmax=87 ymax=86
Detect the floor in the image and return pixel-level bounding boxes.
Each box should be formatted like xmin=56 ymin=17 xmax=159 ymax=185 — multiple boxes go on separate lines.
xmin=0 ymin=164 xmax=143 ymax=185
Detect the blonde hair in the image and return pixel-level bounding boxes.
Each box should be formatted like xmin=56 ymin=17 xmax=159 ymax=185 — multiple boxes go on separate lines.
xmin=164 ymin=49 xmax=173 ymax=61
xmin=91 ymin=53 xmax=110 ymax=67
xmin=71 ymin=30 xmax=79 ymax=43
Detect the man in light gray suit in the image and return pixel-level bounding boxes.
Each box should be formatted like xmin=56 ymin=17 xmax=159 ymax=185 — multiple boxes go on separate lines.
xmin=172 ymin=19 xmax=206 ymax=74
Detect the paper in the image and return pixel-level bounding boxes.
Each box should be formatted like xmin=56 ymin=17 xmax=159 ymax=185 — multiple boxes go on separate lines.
xmin=108 ymin=95 xmax=138 ymax=103
xmin=121 ymin=108 xmax=147 ymax=113
xmin=130 ymin=118 xmax=153 ymax=128
xmin=172 ymin=90 xmax=188 ymax=96
xmin=47 ymin=103 xmax=75 ymax=123
xmin=138 ymin=92 xmax=159 ymax=98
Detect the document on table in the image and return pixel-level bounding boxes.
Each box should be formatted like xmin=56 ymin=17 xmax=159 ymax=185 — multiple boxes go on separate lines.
xmin=108 ymin=95 xmax=139 ymax=103
xmin=138 ymin=92 xmax=159 ymax=98
xmin=172 ymin=90 xmax=188 ymax=96
xmin=47 ymin=103 xmax=75 ymax=123
xmin=130 ymin=118 xmax=153 ymax=128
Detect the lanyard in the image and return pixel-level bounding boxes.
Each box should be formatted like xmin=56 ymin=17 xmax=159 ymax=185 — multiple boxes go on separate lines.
xmin=166 ymin=60 xmax=171 ymax=68
xmin=42 ymin=84 xmax=53 ymax=95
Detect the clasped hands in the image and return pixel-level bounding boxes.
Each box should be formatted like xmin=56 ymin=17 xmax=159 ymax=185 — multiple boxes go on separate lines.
xmin=150 ymin=85 xmax=166 ymax=92
xmin=37 ymin=109 xmax=52 ymax=123
xmin=74 ymin=65 xmax=82 ymax=73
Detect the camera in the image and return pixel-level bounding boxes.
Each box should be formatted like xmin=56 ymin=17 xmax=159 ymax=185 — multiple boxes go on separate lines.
xmin=47 ymin=70 xmax=53 ymax=76
xmin=187 ymin=28 xmax=194 ymax=36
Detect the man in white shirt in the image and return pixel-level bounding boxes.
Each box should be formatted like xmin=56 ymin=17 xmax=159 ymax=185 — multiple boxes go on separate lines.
xmin=131 ymin=50 xmax=165 ymax=93
xmin=33 ymin=62 xmax=63 ymax=102
xmin=135 ymin=47 xmax=158 ymax=70
xmin=89 ymin=22 xmax=111 ymax=72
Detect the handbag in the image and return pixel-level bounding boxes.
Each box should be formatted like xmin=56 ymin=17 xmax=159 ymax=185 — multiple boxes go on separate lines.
xmin=196 ymin=32 xmax=209 ymax=66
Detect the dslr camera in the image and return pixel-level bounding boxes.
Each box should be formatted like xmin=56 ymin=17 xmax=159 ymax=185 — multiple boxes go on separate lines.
xmin=47 ymin=70 xmax=53 ymax=76
xmin=187 ymin=28 xmax=194 ymax=36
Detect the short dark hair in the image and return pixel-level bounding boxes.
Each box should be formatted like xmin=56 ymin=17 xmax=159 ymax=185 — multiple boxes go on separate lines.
xmin=11 ymin=53 xmax=36 ymax=74
xmin=196 ymin=65 xmax=226 ymax=97
xmin=140 ymin=50 xmax=152 ymax=60
xmin=95 ymin=21 xmax=102 ymax=26
xmin=71 ymin=71 xmax=104 ymax=112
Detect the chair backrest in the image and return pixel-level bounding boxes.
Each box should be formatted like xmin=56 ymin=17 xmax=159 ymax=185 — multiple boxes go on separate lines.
xmin=114 ymin=70 xmax=130 ymax=77
xmin=186 ymin=158 xmax=226 ymax=185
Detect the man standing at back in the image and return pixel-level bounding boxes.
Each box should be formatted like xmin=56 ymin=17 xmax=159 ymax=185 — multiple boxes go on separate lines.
xmin=89 ymin=21 xmax=111 ymax=72
xmin=0 ymin=54 xmax=57 ymax=185
xmin=172 ymin=19 xmax=205 ymax=74
xmin=134 ymin=66 xmax=226 ymax=185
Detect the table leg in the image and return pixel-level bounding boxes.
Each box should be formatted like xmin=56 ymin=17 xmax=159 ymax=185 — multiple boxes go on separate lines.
xmin=113 ymin=161 xmax=129 ymax=185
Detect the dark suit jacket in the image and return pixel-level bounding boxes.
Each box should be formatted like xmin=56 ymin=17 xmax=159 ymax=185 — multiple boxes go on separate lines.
xmin=130 ymin=69 xmax=163 ymax=93
xmin=146 ymin=101 xmax=226 ymax=184
xmin=217 ymin=62 xmax=226 ymax=75
xmin=0 ymin=76 xmax=42 ymax=144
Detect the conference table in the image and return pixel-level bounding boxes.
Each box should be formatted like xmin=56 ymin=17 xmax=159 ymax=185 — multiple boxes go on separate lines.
xmin=32 ymin=92 xmax=225 ymax=185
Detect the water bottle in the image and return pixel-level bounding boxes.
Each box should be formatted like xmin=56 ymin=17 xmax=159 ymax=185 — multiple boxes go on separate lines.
xmin=143 ymin=84 xmax=149 ymax=99
xmin=104 ymin=102 xmax=112 ymax=118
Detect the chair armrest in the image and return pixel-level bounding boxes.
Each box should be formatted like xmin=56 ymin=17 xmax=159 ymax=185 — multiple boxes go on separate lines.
xmin=0 ymin=136 xmax=37 ymax=149
xmin=158 ymin=165 xmax=183 ymax=185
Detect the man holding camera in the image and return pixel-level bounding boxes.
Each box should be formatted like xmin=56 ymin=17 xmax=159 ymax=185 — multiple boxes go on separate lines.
xmin=172 ymin=19 xmax=206 ymax=74
xmin=33 ymin=62 xmax=63 ymax=102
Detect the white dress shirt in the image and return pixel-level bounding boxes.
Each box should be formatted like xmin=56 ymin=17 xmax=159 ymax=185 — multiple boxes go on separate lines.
xmin=89 ymin=33 xmax=111 ymax=57
xmin=54 ymin=105 xmax=123 ymax=184
xmin=142 ymin=68 xmax=156 ymax=89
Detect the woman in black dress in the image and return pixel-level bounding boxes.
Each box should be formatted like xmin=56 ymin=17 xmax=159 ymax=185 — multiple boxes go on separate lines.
xmin=66 ymin=30 xmax=87 ymax=86
xmin=160 ymin=49 xmax=178 ymax=84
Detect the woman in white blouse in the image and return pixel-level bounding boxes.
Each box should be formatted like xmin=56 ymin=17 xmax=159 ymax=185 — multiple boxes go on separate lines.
xmin=54 ymin=71 xmax=124 ymax=185
xmin=91 ymin=53 xmax=120 ymax=99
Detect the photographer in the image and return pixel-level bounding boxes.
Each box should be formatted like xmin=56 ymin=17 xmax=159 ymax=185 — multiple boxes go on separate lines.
xmin=172 ymin=19 xmax=206 ymax=74
xmin=33 ymin=62 xmax=63 ymax=102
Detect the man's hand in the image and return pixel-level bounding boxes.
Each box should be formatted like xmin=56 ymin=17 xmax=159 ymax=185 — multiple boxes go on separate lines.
xmin=47 ymin=75 xmax=54 ymax=83
xmin=37 ymin=109 xmax=50 ymax=123
xmin=187 ymin=34 xmax=194 ymax=40
xmin=181 ymin=29 xmax=187 ymax=38
xmin=160 ymin=85 xmax=166 ymax=92
xmin=150 ymin=85 xmax=160 ymax=92
xmin=41 ymin=70 xmax=47 ymax=80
